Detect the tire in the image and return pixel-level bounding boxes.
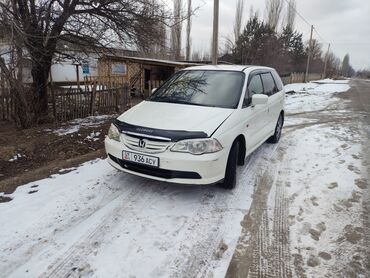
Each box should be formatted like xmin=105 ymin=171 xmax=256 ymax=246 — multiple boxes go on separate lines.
xmin=221 ymin=141 xmax=239 ymax=190
xmin=267 ymin=114 xmax=283 ymax=144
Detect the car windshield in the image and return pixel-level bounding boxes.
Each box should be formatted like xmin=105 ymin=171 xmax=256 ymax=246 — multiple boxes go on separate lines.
xmin=149 ymin=70 xmax=245 ymax=109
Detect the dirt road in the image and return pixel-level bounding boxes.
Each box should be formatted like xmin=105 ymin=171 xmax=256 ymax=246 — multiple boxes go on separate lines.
xmin=0 ymin=80 xmax=368 ymax=277
xmin=227 ymin=79 xmax=370 ymax=278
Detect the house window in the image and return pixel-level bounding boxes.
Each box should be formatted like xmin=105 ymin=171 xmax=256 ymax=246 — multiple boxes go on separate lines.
xmin=111 ymin=63 xmax=127 ymax=75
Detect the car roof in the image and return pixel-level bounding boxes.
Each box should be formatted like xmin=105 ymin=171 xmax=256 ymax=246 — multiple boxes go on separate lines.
xmin=182 ymin=64 xmax=274 ymax=72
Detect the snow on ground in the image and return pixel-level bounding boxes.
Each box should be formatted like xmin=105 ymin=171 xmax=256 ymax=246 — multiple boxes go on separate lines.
xmin=48 ymin=115 xmax=115 ymax=136
xmin=0 ymin=151 xmax=268 ymax=277
xmin=281 ymin=123 xmax=366 ymax=276
xmin=284 ymin=79 xmax=350 ymax=122
xmin=1 ymin=79 xmax=365 ymax=277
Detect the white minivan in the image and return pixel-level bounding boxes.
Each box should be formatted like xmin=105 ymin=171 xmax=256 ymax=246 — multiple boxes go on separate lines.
xmin=105 ymin=65 xmax=285 ymax=189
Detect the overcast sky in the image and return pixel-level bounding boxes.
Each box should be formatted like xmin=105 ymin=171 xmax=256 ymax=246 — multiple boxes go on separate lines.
xmin=181 ymin=0 xmax=370 ymax=70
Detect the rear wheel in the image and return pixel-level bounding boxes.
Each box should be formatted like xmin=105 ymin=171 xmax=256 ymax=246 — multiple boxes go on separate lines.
xmin=221 ymin=141 xmax=239 ymax=190
xmin=267 ymin=114 xmax=283 ymax=143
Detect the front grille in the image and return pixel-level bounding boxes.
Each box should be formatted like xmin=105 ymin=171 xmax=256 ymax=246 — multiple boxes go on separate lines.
xmin=121 ymin=133 xmax=171 ymax=154
xmin=108 ymin=154 xmax=201 ymax=179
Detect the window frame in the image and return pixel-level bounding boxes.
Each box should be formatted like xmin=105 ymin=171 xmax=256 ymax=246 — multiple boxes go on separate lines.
xmin=271 ymin=70 xmax=284 ymax=91
xmin=260 ymin=72 xmax=280 ymax=97
xmin=242 ymin=70 xmax=265 ymax=108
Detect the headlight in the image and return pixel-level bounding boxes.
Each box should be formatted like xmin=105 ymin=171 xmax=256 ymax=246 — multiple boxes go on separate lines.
xmin=171 ymin=138 xmax=223 ymax=155
xmin=108 ymin=124 xmax=120 ymax=142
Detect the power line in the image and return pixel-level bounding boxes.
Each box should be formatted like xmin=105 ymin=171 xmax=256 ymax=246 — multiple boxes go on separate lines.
xmin=283 ymin=0 xmax=330 ymax=45
xmin=313 ymin=27 xmax=329 ymax=45
xmin=283 ymin=0 xmax=311 ymax=27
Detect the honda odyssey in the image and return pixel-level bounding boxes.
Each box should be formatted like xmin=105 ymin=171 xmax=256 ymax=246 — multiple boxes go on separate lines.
xmin=105 ymin=65 xmax=285 ymax=189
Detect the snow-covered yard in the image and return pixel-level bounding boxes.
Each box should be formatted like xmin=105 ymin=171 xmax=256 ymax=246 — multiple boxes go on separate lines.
xmin=1 ymin=79 xmax=368 ymax=277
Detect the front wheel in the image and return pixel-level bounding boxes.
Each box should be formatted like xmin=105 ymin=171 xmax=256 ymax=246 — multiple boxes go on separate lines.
xmin=220 ymin=141 xmax=239 ymax=190
xmin=267 ymin=114 xmax=283 ymax=143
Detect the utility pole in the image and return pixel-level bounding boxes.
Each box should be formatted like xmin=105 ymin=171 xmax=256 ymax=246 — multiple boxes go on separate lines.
xmin=186 ymin=0 xmax=192 ymax=61
xmin=323 ymin=43 xmax=331 ymax=78
xmin=305 ymin=25 xmax=314 ymax=82
xmin=211 ymin=0 xmax=219 ymax=65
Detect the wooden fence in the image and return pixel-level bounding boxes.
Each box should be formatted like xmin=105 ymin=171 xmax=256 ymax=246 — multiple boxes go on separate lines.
xmin=0 ymin=87 xmax=14 ymax=121
xmin=0 ymin=84 xmax=130 ymax=123
xmin=50 ymin=85 xmax=129 ymax=122
xmin=148 ymin=80 xmax=165 ymax=96
xmin=281 ymin=72 xmax=324 ymax=85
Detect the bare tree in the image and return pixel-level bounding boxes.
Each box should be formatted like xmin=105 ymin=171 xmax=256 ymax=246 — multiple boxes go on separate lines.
xmin=0 ymin=0 xmax=171 ymax=125
xmin=265 ymin=0 xmax=284 ymax=31
xmin=171 ymin=0 xmax=183 ymax=60
xmin=285 ymin=0 xmax=296 ymax=30
xmin=233 ymin=0 xmax=244 ymax=44
xmin=137 ymin=1 xmax=168 ymax=59
xmin=185 ymin=0 xmax=191 ymax=60
xmin=326 ymin=51 xmax=341 ymax=77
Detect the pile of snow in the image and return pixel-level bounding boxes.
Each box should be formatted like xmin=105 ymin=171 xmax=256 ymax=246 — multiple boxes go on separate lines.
xmin=284 ymin=79 xmax=350 ymax=115
xmin=85 ymin=131 xmax=101 ymax=141
xmin=8 ymin=153 xmax=26 ymax=162
xmin=285 ymin=79 xmax=350 ymax=94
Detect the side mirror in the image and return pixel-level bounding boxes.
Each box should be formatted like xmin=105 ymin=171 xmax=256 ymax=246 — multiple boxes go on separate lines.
xmin=251 ymin=94 xmax=268 ymax=106
xmin=151 ymin=88 xmax=157 ymax=94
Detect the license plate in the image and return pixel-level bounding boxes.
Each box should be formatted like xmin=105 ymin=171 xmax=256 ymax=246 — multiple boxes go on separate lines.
xmin=122 ymin=151 xmax=159 ymax=167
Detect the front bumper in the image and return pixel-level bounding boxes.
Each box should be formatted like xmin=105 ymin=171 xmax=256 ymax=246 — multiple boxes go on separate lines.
xmin=105 ymin=137 xmax=228 ymax=185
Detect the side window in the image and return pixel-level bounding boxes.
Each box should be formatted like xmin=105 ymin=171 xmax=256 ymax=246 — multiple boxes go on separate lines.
xmin=271 ymin=70 xmax=283 ymax=91
xmin=261 ymin=73 xmax=278 ymax=96
xmin=244 ymin=74 xmax=263 ymax=107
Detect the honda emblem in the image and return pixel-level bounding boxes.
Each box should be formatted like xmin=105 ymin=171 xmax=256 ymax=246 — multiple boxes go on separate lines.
xmin=138 ymin=139 xmax=146 ymax=148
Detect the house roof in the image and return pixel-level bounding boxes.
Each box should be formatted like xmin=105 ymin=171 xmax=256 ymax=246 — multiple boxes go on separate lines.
xmin=102 ymin=55 xmax=200 ymax=68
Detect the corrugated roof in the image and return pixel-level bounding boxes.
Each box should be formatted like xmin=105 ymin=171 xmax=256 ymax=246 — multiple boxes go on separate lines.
xmin=102 ymin=55 xmax=200 ymax=67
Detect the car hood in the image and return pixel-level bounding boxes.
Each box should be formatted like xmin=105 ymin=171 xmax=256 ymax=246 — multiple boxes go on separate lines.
xmin=117 ymin=101 xmax=234 ymax=137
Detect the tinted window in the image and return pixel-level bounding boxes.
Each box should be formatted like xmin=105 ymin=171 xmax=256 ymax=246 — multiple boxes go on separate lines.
xmin=149 ymin=70 xmax=245 ymax=109
xmin=261 ymin=73 xmax=277 ymax=96
xmin=244 ymin=74 xmax=263 ymax=106
xmin=271 ymin=70 xmax=283 ymax=91
xmin=248 ymin=75 xmax=264 ymax=96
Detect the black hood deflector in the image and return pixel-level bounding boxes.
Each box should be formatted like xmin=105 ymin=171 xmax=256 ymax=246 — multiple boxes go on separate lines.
xmin=113 ymin=119 xmax=208 ymax=142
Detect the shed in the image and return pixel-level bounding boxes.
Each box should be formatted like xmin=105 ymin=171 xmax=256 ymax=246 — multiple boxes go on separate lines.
xmin=95 ymin=55 xmax=199 ymax=97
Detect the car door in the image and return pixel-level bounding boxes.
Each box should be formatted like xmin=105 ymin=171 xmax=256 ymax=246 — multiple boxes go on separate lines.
xmin=241 ymin=72 xmax=269 ymax=151
xmin=260 ymin=72 xmax=280 ymax=136
xmin=270 ymin=69 xmax=285 ymax=125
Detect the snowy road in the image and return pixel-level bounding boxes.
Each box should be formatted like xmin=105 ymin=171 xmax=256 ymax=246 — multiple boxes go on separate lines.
xmin=1 ymin=80 xmax=369 ymax=278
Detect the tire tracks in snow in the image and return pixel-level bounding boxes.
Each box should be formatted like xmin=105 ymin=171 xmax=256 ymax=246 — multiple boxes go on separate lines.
xmin=2 ymin=170 xmax=136 ymax=277
xmin=165 ymin=143 xmax=283 ymax=278
xmin=226 ymin=141 xmax=293 ymax=278
xmin=9 ymin=175 xmax=163 ymax=277
xmin=45 ymin=143 xmax=276 ymax=278
xmin=42 ymin=180 xmax=167 ymax=278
